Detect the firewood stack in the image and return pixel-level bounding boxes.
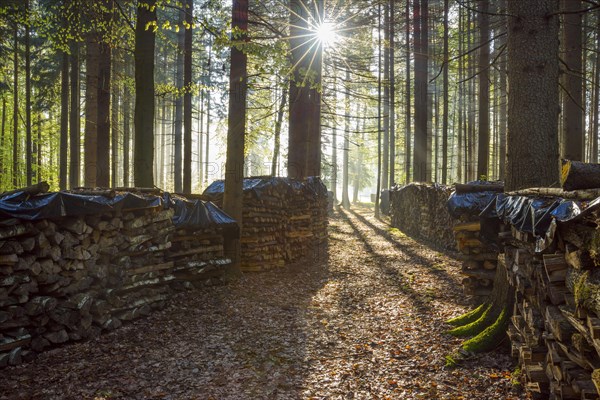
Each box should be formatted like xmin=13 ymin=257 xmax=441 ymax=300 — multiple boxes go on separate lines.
xmin=0 ymin=187 xmax=234 ymax=368
xmin=447 ymin=182 xmax=504 ymax=301
xmin=203 ymin=177 xmax=328 ymax=272
xmin=389 ymin=183 xmax=455 ymax=249
xmin=487 ymin=188 xmax=600 ymax=400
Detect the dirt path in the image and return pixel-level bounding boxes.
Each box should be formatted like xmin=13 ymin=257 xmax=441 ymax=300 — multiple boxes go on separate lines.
xmin=1 ymin=207 xmax=527 ymax=400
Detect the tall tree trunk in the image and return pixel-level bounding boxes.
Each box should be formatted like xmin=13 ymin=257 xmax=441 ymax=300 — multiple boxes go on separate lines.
xmin=342 ymin=68 xmax=351 ymax=209
xmin=389 ymin=0 xmax=395 ymax=187
xmin=331 ymin=72 xmax=338 ymax=200
xmin=375 ymin=1 xmax=383 ymax=218
xmin=133 ymin=0 xmax=156 ymax=187
xmin=593 ymin=17 xmax=600 ymax=162
xmin=174 ymin=8 xmax=184 ymax=192
xmin=382 ymin=2 xmax=390 ymax=190
xmin=1 ymin=98 xmax=6 ymax=180
xmin=271 ymin=83 xmax=287 ymax=177
xmin=183 ymin=0 xmax=193 ymax=194
xmin=405 ymin=0 xmax=411 ymax=183
xmin=25 ymin=0 xmax=32 ymax=186
xmin=306 ymin=0 xmax=323 ymax=178
xmin=222 ymin=0 xmax=248 ymax=275
xmin=457 ymin=5 xmax=464 ymax=182
xmin=36 ymin=112 xmax=41 ymax=182
xmin=498 ymin=0 xmax=507 ymax=179
xmin=413 ymin=0 xmax=428 ymax=182
xmin=204 ymin=46 xmax=212 ymax=187
xmin=354 ymin=106 xmax=366 ymax=203
xmin=561 ymin=0 xmax=584 ymax=161
xmin=422 ymin=0 xmax=430 ymax=182
xmin=506 ymin=0 xmax=560 ymax=191
xmin=69 ymin=40 xmax=80 ymax=189
xmin=123 ymin=53 xmax=131 ymax=187
xmin=111 ymin=53 xmax=119 ymax=188
xmin=441 ymin=0 xmax=449 ymax=184
xmin=60 ymin=51 xmax=69 ymax=190
xmin=288 ymin=0 xmax=311 ymax=179
xmin=13 ymin=24 xmax=19 ymax=188
xmin=97 ymin=13 xmax=112 ymax=188
xmin=477 ymin=0 xmax=490 ymax=179
xmin=84 ymin=35 xmax=98 ymax=188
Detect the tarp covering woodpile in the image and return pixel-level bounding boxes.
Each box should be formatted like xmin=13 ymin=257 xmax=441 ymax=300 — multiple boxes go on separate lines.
xmin=203 ymin=176 xmax=328 ymax=272
xmin=389 ymin=183 xmax=455 ymax=249
xmin=0 ymin=187 xmax=234 ymax=368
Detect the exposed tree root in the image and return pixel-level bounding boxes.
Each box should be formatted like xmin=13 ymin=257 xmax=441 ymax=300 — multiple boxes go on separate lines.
xmin=446 ymin=302 xmax=487 ymax=328
xmin=462 ymin=307 xmax=509 ymax=353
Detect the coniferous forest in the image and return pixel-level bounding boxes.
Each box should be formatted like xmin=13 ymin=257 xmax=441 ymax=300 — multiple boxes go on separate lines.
xmin=4 ymin=0 xmax=600 ymax=398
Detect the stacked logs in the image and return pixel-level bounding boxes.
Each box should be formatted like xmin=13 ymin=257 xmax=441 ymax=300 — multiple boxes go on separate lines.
xmin=0 ymin=191 xmax=231 ymax=368
xmin=389 ymin=183 xmax=455 ymax=249
xmin=203 ymin=177 xmax=328 ymax=272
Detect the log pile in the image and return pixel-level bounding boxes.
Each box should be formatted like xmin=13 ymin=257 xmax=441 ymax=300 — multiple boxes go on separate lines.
xmin=389 ymin=183 xmax=455 ymax=250
xmin=0 ymin=190 xmax=232 ymax=368
xmin=489 ymin=192 xmax=600 ymax=399
xmin=203 ymin=177 xmax=328 ymax=272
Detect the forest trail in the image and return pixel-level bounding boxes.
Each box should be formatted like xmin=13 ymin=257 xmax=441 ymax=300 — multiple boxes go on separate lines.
xmin=1 ymin=206 xmax=526 ymax=400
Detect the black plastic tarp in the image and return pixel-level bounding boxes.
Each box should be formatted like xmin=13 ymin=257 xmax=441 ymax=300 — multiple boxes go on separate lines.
xmin=203 ymin=176 xmax=327 ymax=200
xmin=0 ymin=190 xmax=237 ymax=231
xmin=447 ymin=182 xmax=500 ymax=218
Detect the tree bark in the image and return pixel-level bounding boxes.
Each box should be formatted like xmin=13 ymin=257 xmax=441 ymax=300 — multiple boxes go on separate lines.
xmin=25 ymin=0 xmax=32 ymax=186
xmin=499 ymin=0 xmax=507 ymax=180
xmin=441 ymin=0 xmax=449 ymax=184
xmin=389 ymin=0 xmax=395 ymax=187
xmin=183 ymin=0 xmax=193 ymax=194
xmin=342 ymin=68 xmax=351 ymax=209
xmin=561 ymin=0 xmax=584 ymax=162
xmin=97 ymin=13 xmax=112 ymax=188
xmin=1 ymin=98 xmax=6 ymax=180
xmin=84 ymin=35 xmax=99 ymax=188
xmin=60 ymin=50 xmax=69 ymax=190
xmin=405 ymin=0 xmax=411 ymax=183
xmin=133 ymin=0 xmax=156 ymax=188
xmin=222 ymin=0 xmax=248 ymax=276
xmin=174 ymin=8 xmax=184 ymax=192
xmin=506 ymin=0 xmax=560 ymax=191
xmin=13 ymin=23 xmax=19 ymax=188
xmin=593 ymin=16 xmax=600 ymax=163
xmin=69 ymin=40 xmax=80 ymax=189
xmin=382 ymin=2 xmax=390 ymax=190
xmin=271 ymin=82 xmax=287 ymax=177
xmin=477 ymin=0 xmax=489 ymax=179
xmin=412 ymin=0 xmax=428 ymax=182
xmin=123 ymin=53 xmax=131 ymax=187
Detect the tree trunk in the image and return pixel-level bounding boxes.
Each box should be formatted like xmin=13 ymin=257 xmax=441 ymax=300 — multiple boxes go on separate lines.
xmin=389 ymin=0 xmax=396 ymax=187
xmin=506 ymin=0 xmax=560 ymax=191
xmin=123 ymin=53 xmax=131 ymax=187
xmin=84 ymin=35 xmax=99 ymax=188
xmin=561 ymin=0 xmax=584 ymax=162
xmin=375 ymin=2 xmax=383 ymax=218
xmin=405 ymin=0 xmax=411 ymax=183
xmin=477 ymin=0 xmax=490 ymax=179
xmin=36 ymin=112 xmax=41 ymax=182
xmin=271 ymin=82 xmax=287 ymax=177
xmin=13 ymin=24 xmax=19 ymax=188
xmin=288 ymin=0 xmax=311 ymax=179
xmin=499 ymin=0 xmax=507 ymax=180
xmin=441 ymin=0 xmax=449 ymax=184
xmin=1 ymin=98 xmax=6 ymax=180
xmin=593 ymin=17 xmax=600 ymax=163
xmin=331 ymin=72 xmax=338 ymax=200
xmin=111 ymin=52 xmax=119 ymax=188
xmin=382 ymin=2 xmax=390 ymax=190
xmin=183 ymin=0 xmax=193 ymax=194
xmin=25 ymin=0 xmax=32 ymax=186
xmin=174 ymin=8 xmax=184 ymax=192
xmin=413 ymin=0 xmax=428 ymax=182
xmin=342 ymin=68 xmax=351 ymax=209
xmin=306 ymin=0 xmax=323 ymax=178
xmin=133 ymin=0 xmax=156 ymax=188
xmin=97 ymin=16 xmax=112 ymax=188
xmin=204 ymin=45 xmax=212 ymax=187
xmin=69 ymin=40 xmax=80 ymax=189
xmin=60 ymin=50 xmax=69 ymax=190
xmin=222 ymin=0 xmax=247 ymax=276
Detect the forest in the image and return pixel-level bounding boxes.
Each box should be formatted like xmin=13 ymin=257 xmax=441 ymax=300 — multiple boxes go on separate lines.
xmin=0 ymin=0 xmax=587 ymax=202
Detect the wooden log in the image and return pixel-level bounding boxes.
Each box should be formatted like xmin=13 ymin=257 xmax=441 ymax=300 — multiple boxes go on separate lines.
xmin=0 ymin=181 xmax=49 ymax=199
xmin=113 ymin=187 xmax=162 ymax=194
xmin=0 ymin=223 xmax=34 ymax=241
xmin=561 ymin=159 xmax=600 ymax=191
xmin=70 ymin=188 xmax=116 ymax=198
xmin=543 ymin=254 xmax=569 ymax=283
xmin=454 ymin=182 xmax=504 ymax=194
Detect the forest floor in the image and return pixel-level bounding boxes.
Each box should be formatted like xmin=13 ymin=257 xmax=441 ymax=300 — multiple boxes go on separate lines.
xmin=1 ymin=206 xmax=529 ymax=400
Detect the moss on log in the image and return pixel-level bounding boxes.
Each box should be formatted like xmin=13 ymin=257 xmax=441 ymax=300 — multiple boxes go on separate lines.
xmin=446 ymin=303 xmax=486 ymax=327
xmin=448 ymin=303 xmax=495 ymax=337
xmin=462 ymin=307 xmax=509 ymax=352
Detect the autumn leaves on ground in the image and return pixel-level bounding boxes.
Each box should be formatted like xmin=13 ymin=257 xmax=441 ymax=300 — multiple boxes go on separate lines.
xmin=1 ymin=207 xmax=526 ymax=400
